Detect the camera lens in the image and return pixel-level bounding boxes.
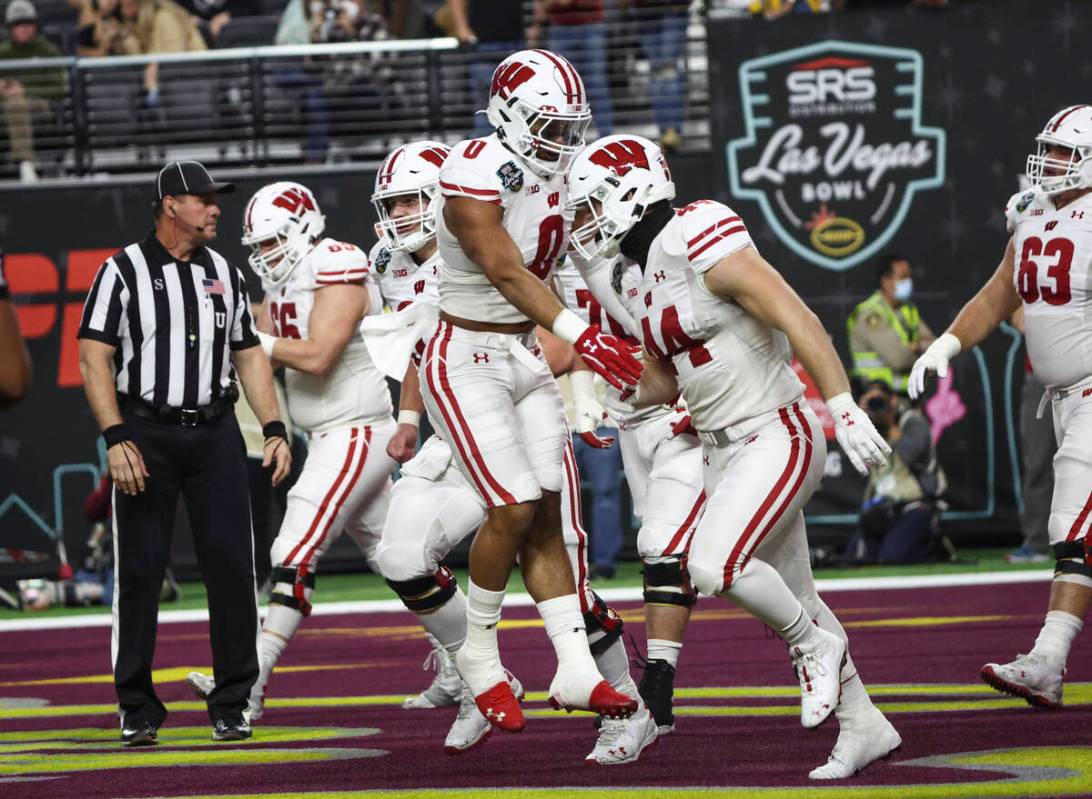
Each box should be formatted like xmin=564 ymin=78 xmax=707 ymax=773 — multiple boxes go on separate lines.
xmin=866 ymin=396 xmax=887 ymax=412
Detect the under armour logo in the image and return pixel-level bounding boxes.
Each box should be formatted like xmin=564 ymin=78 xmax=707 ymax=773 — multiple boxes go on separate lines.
xmin=472 ymin=352 xmax=490 ymax=364
xmin=1083 ymin=387 xmax=1092 ymax=398
xmin=485 ymin=708 xmax=505 ymax=722
xmin=703 ymin=454 xmax=710 ymax=465
xmin=654 ymin=271 xmax=666 ymax=283
xmin=1073 ymin=211 xmax=1085 ymax=219
xmin=841 ymin=411 xmax=855 ymax=426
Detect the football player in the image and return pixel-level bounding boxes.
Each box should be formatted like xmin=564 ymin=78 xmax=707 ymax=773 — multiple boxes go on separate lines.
xmin=911 ymin=105 xmax=1092 ymax=710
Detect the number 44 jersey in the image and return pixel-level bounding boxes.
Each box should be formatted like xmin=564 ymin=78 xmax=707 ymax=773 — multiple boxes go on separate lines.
xmin=267 ymin=237 xmax=393 ymax=434
xmin=1006 ymin=189 xmax=1092 ymax=390
xmin=634 ymin=200 xmax=805 ymax=432
xmin=435 ymin=134 xmax=571 ymax=325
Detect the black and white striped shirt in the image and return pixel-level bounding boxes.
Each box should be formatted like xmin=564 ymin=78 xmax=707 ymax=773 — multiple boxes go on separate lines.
xmin=78 ymin=233 xmax=259 ymax=409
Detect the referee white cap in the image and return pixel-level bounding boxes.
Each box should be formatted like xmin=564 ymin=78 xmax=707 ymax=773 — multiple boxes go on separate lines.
xmin=155 ymin=160 xmax=236 ymax=200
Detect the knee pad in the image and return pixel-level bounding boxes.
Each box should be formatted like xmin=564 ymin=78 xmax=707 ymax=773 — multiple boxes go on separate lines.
xmin=584 ymin=591 xmax=624 ymax=657
xmin=642 ymin=557 xmax=697 ymax=609
xmin=1053 ymin=540 xmax=1092 ymax=588
xmin=269 ymin=563 xmax=317 ymax=617
xmin=385 ymin=565 xmax=458 ymax=614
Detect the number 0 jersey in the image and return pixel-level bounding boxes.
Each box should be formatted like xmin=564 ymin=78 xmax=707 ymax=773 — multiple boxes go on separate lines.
xmin=1006 ymin=189 xmax=1092 ymax=390
xmin=267 ymin=237 xmax=393 ymax=433
xmin=435 ymin=135 xmax=571 ymax=325
xmin=633 ymin=200 xmax=804 ymax=432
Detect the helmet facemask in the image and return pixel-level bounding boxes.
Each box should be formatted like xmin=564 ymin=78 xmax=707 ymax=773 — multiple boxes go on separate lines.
xmin=566 ymin=167 xmax=665 ymax=261
xmin=1026 ymin=136 xmax=1092 ymax=195
xmin=372 ymin=184 xmax=439 ymax=253
xmin=492 ymin=96 xmax=592 ymax=178
xmin=242 ymin=213 xmax=322 ymax=288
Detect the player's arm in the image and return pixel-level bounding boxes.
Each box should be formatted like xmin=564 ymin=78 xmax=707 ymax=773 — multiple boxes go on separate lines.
xmin=258 ymin=283 xmax=368 ymax=377
xmin=387 ymin=357 xmax=425 ymax=463
xmin=568 ymin=250 xmax=638 ymax=338
xmin=537 ymin=324 xmax=576 ymax=377
xmin=632 ymin=353 xmax=679 ymax=408
xmin=0 ymin=294 xmax=31 ymax=409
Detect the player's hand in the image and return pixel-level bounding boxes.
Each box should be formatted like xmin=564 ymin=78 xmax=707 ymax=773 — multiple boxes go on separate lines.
xmin=263 ymin=434 xmax=292 ymax=487
xmin=108 ymin=441 xmax=149 ymax=496
xmin=387 ymin=423 xmax=419 ymax=463
xmin=574 ymin=326 xmax=643 ymax=390
xmin=826 ymin=393 xmax=891 ymax=476
xmin=908 ymin=333 xmax=962 ymax=399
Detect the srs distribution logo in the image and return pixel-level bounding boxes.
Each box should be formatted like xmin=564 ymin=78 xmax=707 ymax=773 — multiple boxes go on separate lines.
xmin=727 ymin=40 xmax=946 ymax=271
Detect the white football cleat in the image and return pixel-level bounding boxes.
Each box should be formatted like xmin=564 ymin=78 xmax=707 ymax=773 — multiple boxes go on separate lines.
xmin=981 ymin=653 xmax=1064 ymax=708
xmin=809 ymin=710 xmax=901 ymax=779
xmin=444 ymin=673 xmax=524 ymax=755
xmin=790 ymin=628 xmax=846 ymax=729
xmin=186 ymin=671 xmax=215 ymax=699
xmin=403 ymin=646 xmax=462 ymax=709
xmin=585 ymin=706 xmax=658 ymax=765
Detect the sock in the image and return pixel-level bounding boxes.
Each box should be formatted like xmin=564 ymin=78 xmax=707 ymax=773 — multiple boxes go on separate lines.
xmin=722 ymin=558 xmax=805 ymax=631
xmin=537 ymin=593 xmax=597 ymax=672
xmin=254 ymin=603 xmax=303 ymax=698
xmin=1030 ymin=610 xmax=1083 ymax=669
xmin=647 ymin=638 xmax=683 ymax=669
xmin=593 ymin=636 xmax=641 ymax=706
xmin=459 ymin=580 xmax=506 ymax=685
xmin=781 ymin=609 xmax=820 ymax=647
xmin=417 ymin=588 xmax=468 ymax=655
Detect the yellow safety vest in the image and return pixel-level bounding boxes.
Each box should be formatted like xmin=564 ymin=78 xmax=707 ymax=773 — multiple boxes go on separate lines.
xmin=748 ymin=0 xmax=826 ymax=13
xmin=847 ymin=291 xmax=922 ymax=393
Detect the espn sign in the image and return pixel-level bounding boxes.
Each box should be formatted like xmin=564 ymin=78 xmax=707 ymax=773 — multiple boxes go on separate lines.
xmin=786 ymin=57 xmax=876 ymax=107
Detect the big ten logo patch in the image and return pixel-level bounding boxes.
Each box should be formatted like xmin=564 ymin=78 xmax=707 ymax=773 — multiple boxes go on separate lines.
xmin=728 ymin=41 xmax=946 ymax=271
xmin=7 ymin=249 xmax=120 ymax=387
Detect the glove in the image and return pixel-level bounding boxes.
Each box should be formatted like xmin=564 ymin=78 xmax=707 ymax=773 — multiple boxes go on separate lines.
xmin=826 ymin=392 xmax=891 ymax=476
xmin=908 ymin=333 xmax=962 ymax=400
xmin=670 ymin=413 xmax=697 ymax=439
xmin=573 ymin=325 xmax=643 ymax=390
xmin=569 ymin=370 xmax=614 ymax=448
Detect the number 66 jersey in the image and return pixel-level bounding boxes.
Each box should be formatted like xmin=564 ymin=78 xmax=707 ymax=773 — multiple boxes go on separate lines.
xmin=435 ymin=134 xmax=571 ymax=324
xmin=1006 ymin=189 xmax=1092 ymax=390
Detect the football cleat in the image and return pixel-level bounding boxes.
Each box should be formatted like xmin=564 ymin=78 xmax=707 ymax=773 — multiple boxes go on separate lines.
xmin=548 ymin=670 xmax=638 ymax=718
xmin=120 ymin=722 xmax=158 ymax=747
xmin=403 ymin=646 xmax=462 ymax=710
xmin=981 ymin=653 xmax=1064 ymax=708
xmin=790 ymin=628 xmax=846 ymax=729
xmin=444 ymin=673 xmax=524 ymax=755
xmin=585 ymin=706 xmax=658 ymax=765
xmin=809 ymin=709 xmax=901 ymax=779
xmin=186 ymin=671 xmax=215 ymax=699
xmin=637 ymin=658 xmax=676 ymax=734
xmin=454 ymin=646 xmax=523 ymax=732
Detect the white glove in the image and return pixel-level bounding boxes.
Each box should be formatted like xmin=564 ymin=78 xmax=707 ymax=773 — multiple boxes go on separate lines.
xmin=570 ymin=370 xmax=614 ymax=447
xmin=826 ymin=392 xmax=891 ymax=476
xmin=908 ymin=333 xmax=962 ymax=400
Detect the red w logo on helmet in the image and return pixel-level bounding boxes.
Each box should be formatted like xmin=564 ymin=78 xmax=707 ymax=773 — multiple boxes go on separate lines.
xmin=589 ymin=140 xmax=651 ymax=177
xmin=418 ymin=146 xmax=450 ymax=168
xmin=272 ymin=187 xmax=316 ymax=215
xmin=491 ymin=61 xmax=535 ymax=100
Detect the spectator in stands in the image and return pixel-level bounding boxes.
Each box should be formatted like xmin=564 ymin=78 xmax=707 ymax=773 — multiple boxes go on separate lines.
xmin=269 ymin=0 xmax=329 ymax=162
xmin=749 ymin=0 xmax=834 ymax=17
xmin=626 ymin=0 xmax=688 ymax=151
xmin=118 ymin=0 xmax=205 ymax=114
xmin=0 ymin=0 xmax=65 ymax=183
xmin=309 ymin=0 xmax=388 ymax=43
xmin=76 ymin=0 xmax=132 ymax=57
xmin=527 ymin=1 xmax=613 ymax=137
xmin=846 ymin=380 xmax=947 ymax=564
xmin=174 ymin=0 xmax=259 ymax=48
xmin=446 ymin=0 xmax=524 ymax=137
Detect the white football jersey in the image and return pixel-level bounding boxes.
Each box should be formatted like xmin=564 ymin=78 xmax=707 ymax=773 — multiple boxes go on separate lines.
xmin=436 ymin=135 xmax=571 ymax=324
xmin=1005 ymin=189 xmax=1092 ymax=390
xmin=367 ymin=240 xmax=440 ymax=311
xmin=634 ymin=200 xmax=804 ymax=432
xmin=267 ymin=237 xmax=393 ymax=433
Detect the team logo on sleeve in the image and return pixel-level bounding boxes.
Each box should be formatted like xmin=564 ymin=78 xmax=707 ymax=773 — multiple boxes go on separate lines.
xmin=611 ymin=261 xmax=623 ymax=296
xmin=727 ymin=41 xmax=946 ymax=271
xmin=1015 ymin=191 xmax=1035 ymax=214
xmin=496 ymin=161 xmax=525 ymax=193
xmin=374 ymin=248 xmax=391 ymax=274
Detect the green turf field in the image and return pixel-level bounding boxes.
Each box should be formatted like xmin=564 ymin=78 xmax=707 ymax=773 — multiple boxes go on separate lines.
xmin=0 ymin=548 xmax=1052 ymax=621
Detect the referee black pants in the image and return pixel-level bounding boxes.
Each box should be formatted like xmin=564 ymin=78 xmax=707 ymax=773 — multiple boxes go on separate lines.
xmin=112 ymin=410 xmax=259 ymax=729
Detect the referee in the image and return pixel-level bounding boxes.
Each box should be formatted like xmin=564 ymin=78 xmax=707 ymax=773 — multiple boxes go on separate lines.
xmin=77 ymin=160 xmax=292 ymax=747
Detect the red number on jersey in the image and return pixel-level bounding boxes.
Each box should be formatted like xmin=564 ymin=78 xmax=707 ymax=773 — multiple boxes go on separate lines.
xmin=529 ymin=215 xmax=566 ymax=279
xmin=576 ymin=288 xmax=629 ymax=338
xmin=641 ymin=304 xmax=711 ymax=368
xmin=676 ymin=200 xmax=716 ymax=217
xmin=463 ymin=140 xmax=487 ymax=160
xmin=1018 ymin=236 xmax=1074 ymax=305
xmin=326 ymin=242 xmax=358 ymax=253
xmin=270 ymin=302 xmax=300 ymax=339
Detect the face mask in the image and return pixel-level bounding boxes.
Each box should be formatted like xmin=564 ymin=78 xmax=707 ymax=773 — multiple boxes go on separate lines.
xmin=893 ymin=278 xmax=913 ymax=302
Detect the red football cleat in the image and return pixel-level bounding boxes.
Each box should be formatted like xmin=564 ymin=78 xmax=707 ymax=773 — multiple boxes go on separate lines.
xmin=473 ymin=681 xmax=525 ymax=732
xmin=548 ymin=679 xmax=637 ymax=719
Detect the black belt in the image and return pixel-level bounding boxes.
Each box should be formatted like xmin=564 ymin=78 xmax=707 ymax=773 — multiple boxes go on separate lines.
xmin=119 ymin=393 xmax=235 ymax=427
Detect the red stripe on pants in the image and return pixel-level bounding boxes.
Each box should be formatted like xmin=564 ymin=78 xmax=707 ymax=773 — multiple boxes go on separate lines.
xmin=1068 ymin=491 xmax=1092 ymax=541
xmin=662 ymin=490 xmax=707 ymax=557
xmin=283 ymin=428 xmax=360 ymax=566
xmin=563 ymin=438 xmax=591 ymax=613
xmin=299 ymin=426 xmax=372 ymax=568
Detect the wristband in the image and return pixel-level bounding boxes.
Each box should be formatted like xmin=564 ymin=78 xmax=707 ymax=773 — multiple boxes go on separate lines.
xmin=257 ymin=331 xmax=276 ymax=358
xmin=397 ymin=410 xmax=421 ymax=427
xmin=551 ymin=308 xmax=589 ymax=345
xmin=262 ymin=421 xmax=288 ymax=440
xmin=103 ymin=423 xmax=131 ymax=448
xmin=569 ymin=369 xmax=596 ymax=400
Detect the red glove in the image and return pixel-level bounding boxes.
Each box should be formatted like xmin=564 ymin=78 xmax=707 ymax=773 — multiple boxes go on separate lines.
xmin=574 ymin=326 xmax=643 ymax=390
xmin=670 ymin=413 xmax=697 ymax=439
xmin=578 ymin=430 xmax=615 ymax=449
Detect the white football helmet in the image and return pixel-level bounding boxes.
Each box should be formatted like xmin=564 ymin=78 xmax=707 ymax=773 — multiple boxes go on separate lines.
xmin=564 ymin=135 xmax=675 ymax=261
xmin=1026 ymin=105 xmax=1092 ymax=195
xmin=485 ymin=49 xmax=592 ymax=178
xmin=241 ymin=181 xmax=325 ymax=287
xmin=371 ymin=141 xmax=450 ymax=252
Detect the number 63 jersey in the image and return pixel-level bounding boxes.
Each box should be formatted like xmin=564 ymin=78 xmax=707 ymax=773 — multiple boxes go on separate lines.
xmin=635 ymin=200 xmax=805 ymax=432
xmin=1006 ymin=189 xmax=1092 ymax=390
xmin=435 ymin=134 xmax=571 ymax=325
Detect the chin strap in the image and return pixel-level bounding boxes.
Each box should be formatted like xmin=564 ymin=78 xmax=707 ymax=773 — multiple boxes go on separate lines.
xmin=619 ymin=201 xmax=675 ymax=269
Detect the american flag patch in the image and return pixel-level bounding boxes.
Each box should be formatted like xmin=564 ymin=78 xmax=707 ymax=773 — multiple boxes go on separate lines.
xmin=202 ymin=278 xmax=225 ymax=295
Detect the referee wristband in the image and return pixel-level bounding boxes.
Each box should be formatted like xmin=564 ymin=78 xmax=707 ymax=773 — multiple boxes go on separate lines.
xmin=397 ymin=410 xmax=421 ymax=428
xmin=262 ymin=421 xmax=288 ymax=441
xmin=257 ymin=331 xmax=276 ymax=358
xmin=103 ymin=424 xmax=131 ymax=448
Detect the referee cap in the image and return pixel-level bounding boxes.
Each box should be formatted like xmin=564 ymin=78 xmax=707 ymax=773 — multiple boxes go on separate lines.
xmin=155 ymin=160 xmax=236 ymax=200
